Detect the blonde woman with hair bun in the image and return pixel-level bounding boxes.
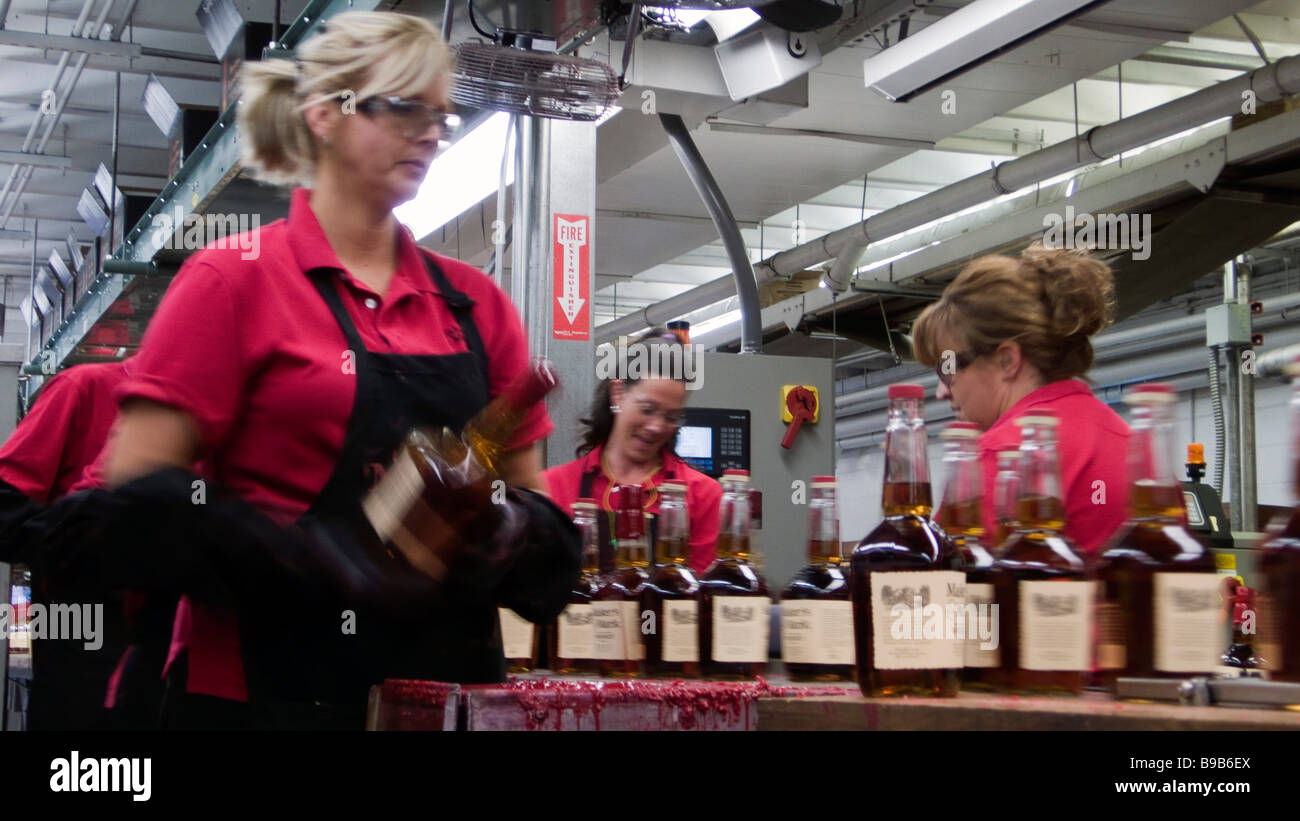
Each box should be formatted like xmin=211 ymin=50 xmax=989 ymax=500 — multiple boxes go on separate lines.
xmin=910 ymin=244 xmax=1131 ymax=553
xmin=70 ymin=11 xmax=580 ymax=729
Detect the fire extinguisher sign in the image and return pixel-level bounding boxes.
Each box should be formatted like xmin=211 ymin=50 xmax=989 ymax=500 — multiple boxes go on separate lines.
xmin=552 ymin=213 xmax=590 ymax=341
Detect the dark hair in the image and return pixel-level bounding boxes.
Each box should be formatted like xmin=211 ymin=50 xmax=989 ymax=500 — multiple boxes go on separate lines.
xmin=911 ymin=244 xmax=1116 ymax=383
xmin=576 ymin=327 xmax=690 ymax=457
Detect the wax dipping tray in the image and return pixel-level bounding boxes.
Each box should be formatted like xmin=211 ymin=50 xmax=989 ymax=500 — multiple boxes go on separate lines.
xmin=368 ymin=676 xmax=856 ymax=731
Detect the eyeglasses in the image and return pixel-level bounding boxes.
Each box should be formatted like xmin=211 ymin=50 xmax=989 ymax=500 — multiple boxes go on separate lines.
xmin=935 ymin=351 xmax=975 ymax=387
xmin=632 ymin=401 xmax=686 ymax=428
xmin=355 ymin=96 xmax=462 ymax=139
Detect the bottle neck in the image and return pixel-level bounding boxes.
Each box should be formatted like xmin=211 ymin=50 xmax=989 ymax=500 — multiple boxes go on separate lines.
xmin=937 ymin=438 xmax=986 ymax=541
xmin=1015 ymin=423 xmax=1065 ymax=533
xmin=881 ymin=397 xmax=932 ymax=516
xmin=575 ymin=512 xmax=600 ymax=575
xmin=718 ymin=479 xmax=753 ymax=561
xmin=655 ymin=491 xmax=690 ymax=564
xmin=614 ymin=485 xmax=649 ymax=569
xmin=806 ymin=488 xmax=841 ymax=563
xmin=1127 ymin=401 xmax=1186 ymax=524
xmin=464 ymin=360 xmax=557 ymax=473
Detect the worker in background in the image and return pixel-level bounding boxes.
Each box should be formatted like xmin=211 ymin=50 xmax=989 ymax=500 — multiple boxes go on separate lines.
xmin=34 ymin=11 xmax=578 ymax=730
xmin=910 ymin=244 xmax=1131 ymax=553
xmin=0 ymin=358 xmax=131 ymax=730
xmin=543 ymin=328 xmax=722 ymax=573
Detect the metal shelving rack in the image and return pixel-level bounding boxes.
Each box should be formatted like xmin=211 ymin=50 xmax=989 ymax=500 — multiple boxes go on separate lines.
xmin=19 ymin=0 xmax=384 ymax=412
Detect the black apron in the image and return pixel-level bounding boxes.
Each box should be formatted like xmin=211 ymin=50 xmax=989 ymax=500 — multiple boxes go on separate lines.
xmin=578 ymin=468 xmax=667 ymax=571
xmin=237 ymin=253 xmax=504 ymax=726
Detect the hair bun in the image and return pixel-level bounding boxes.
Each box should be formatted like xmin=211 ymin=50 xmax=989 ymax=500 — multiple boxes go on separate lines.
xmin=1020 ymin=243 xmax=1116 ymax=339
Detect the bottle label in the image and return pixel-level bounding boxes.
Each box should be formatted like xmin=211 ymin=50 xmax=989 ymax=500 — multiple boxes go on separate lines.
xmin=870 ymin=571 xmax=965 ymax=671
xmin=362 ymin=450 xmax=422 ymax=543
xmin=1095 ymin=600 xmax=1126 ymax=670
xmin=1154 ymin=573 xmax=1223 ymax=673
xmin=711 ymin=596 xmax=770 ymax=663
xmin=662 ymin=600 xmax=700 ymax=662
xmin=780 ymin=600 xmax=854 ymax=666
xmin=498 ymin=608 xmax=535 ymax=660
xmin=557 ymin=603 xmax=594 ymax=660
xmin=621 ymin=600 xmax=644 ymax=661
xmin=591 ymin=602 xmax=625 ymax=660
xmin=1019 ymin=580 xmax=1093 ymax=671
xmin=963 ymin=583 xmax=1000 ymax=669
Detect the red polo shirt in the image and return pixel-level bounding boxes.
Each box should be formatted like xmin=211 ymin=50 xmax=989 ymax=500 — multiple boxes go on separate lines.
xmin=95 ymin=188 xmax=552 ymax=702
xmin=541 ymin=444 xmax=722 ymax=574
xmin=0 ymin=361 xmax=128 ymax=503
xmin=978 ymin=379 xmax=1131 ymax=554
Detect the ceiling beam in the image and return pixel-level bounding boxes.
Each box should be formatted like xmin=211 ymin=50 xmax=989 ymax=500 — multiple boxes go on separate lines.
xmin=0 ymin=150 xmax=71 ymax=169
xmin=1 ymin=51 xmax=220 ymax=81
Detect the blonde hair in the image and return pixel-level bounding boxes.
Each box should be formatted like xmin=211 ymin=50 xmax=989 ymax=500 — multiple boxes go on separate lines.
xmin=237 ymin=11 xmax=453 ymax=186
xmin=911 ymin=244 xmax=1116 ymax=383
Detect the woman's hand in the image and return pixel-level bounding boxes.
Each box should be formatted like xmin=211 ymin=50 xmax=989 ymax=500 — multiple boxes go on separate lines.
xmin=103 ymin=400 xmax=201 ymax=489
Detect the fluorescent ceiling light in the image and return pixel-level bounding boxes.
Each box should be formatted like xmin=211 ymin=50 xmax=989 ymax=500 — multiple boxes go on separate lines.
xmin=142 ymin=73 xmax=180 ymax=137
xmin=395 ymin=112 xmax=514 ymax=240
xmin=864 ymin=0 xmax=1105 ymax=102
xmin=76 ymin=188 xmax=109 ymax=237
xmin=196 ymin=0 xmax=245 ymax=59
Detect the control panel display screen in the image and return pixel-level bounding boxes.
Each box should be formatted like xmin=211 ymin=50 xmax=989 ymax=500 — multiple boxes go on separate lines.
xmin=675 ymin=408 xmax=750 ymax=478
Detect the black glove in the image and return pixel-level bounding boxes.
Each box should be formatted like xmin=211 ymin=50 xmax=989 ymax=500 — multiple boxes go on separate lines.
xmin=442 ymin=485 xmax=581 ymax=624
xmin=0 ymin=477 xmax=45 ymax=565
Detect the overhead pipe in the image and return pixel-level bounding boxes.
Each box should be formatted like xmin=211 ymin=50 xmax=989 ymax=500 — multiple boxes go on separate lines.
xmin=596 ymin=53 xmax=1300 ymax=344
xmin=658 ymin=113 xmax=761 ymax=354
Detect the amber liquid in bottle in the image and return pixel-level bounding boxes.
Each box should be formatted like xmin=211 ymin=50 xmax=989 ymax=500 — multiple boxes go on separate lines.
xmin=644 ymin=483 xmax=701 ymax=678
xmin=1248 ymin=374 xmax=1300 ymax=681
xmin=781 ymin=477 xmax=854 ymax=682
xmin=362 ymin=359 xmax=559 ymax=581
xmin=594 ymin=487 xmax=649 ymax=678
xmin=851 ymin=387 xmax=961 ymax=698
xmin=700 ymin=471 xmax=770 ymax=680
xmin=935 ymin=424 xmax=1000 ymax=690
xmin=1094 ymin=387 xmax=1220 ymax=691
xmin=550 ymin=500 xmax=601 ymax=676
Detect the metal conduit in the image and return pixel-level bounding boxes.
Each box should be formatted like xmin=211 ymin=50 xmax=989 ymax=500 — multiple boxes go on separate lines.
xmin=596 ymin=53 xmax=1300 ymax=345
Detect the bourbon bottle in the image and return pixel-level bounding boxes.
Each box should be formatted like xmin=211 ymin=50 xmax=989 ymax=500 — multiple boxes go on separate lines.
xmin=593 ymin=484 xmax=649 ymax=678
xmin=992 ymin=448 xmax=1022 ymax=549
xmin=643 ymin=482 xmax=701 ymax=678
xmin=994 ymin=411 xmax=1091 ymax=695
xmin=935 ymin=423 xmax=1000 ymax=689
xmin=1251 ymin=363 xmax=1300 ymax=681
xmin=699 ymin=470 xmax=771 ymax=679
xmin=780 ymin=476 xmax=854 ymax=682
xmin=361 ymin=358 xmax=558 ymax=581
xmin=1094 ymin=384 xmax=1220 ymax=690
xmin=851 ymin=384 xmax=963 ymax=698
xmin=498 ymin=607 xmax=538 ymax=673
xmin=549 ymin=499 xmax=601 ymax=676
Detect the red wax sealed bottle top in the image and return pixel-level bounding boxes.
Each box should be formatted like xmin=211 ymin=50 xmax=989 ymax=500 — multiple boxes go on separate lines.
xmin=722 ymin=469 xmax=750 ymax=478
xmin=811 ymin=475 xmax=836 ymax=484
xmin=888 ymin=384 xmax=924 ymax=400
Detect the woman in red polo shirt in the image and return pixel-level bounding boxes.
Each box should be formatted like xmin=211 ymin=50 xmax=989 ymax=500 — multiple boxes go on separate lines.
xmin=911 ymin=245 xmax=1131 ymax=553
xmin=50 ymin=12 xmax=578 ymax=729
xmin=543 ymin=329 xmax=722 ymax=573
xmin=0 ymin=359 xmax=130 ymax=730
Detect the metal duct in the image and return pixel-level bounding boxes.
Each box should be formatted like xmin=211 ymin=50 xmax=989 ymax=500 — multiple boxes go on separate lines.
xmin=659 ymin=112 xmax=761 ymax=353
xmin=596 ymin=52 xmax=1300 ymax=344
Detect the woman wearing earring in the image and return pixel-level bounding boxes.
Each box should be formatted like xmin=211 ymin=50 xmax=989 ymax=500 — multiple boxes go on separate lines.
xmin=34 ymin=11 xmax=579 ymax=729
xmin=543 ymin=328 xmax=722 ymax=573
